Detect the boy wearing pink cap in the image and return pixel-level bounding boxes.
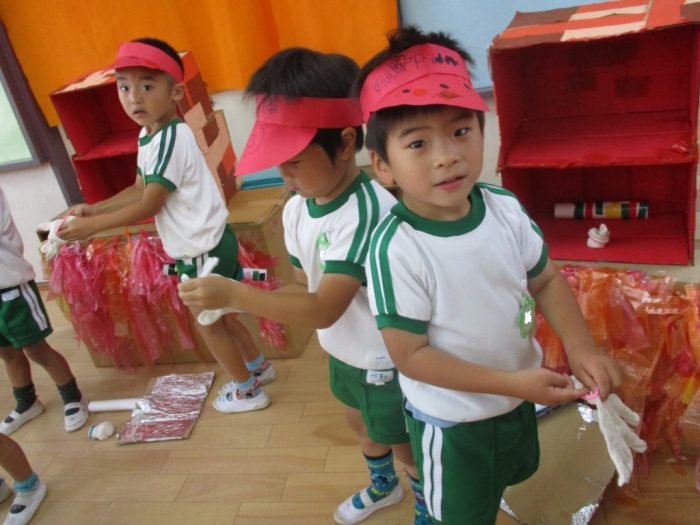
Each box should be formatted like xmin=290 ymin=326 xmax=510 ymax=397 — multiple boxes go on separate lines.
xmin=179 ymin=48 xmax=430 ymax=525
xmin=357 ymin=27 xmax=621 ymax=524
xmin=60 ymin=38 xmax=275 ymax=413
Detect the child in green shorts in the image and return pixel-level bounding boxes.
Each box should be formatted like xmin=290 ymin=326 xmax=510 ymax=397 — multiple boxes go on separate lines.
xmin=58 ymin=37 xmax=274 ymax=413
xmin=356 ymin=27 xmax=622 ymax=524
xmin=0 ymin=187 xmax=88 ymax=435
xmin=179 ymin=48 xmax=429 ymax=525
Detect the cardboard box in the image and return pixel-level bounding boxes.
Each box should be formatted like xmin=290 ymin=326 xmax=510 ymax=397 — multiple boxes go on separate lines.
xmin=490 ymin=0 xmax=700 ymax=265
xmin=72 ymin=152 xmax=137 ymax=204
xmin=46 ymin=185 xmax=312 ymax=367
xmin=227 ymin=186 xmax=296 ymax=284
xmin=502 ymin=403 xmax=615 ymax=524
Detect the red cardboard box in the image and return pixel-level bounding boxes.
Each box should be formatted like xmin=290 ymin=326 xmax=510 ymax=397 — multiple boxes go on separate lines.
xmin=490 ymin=0 xmax=700 ymax=264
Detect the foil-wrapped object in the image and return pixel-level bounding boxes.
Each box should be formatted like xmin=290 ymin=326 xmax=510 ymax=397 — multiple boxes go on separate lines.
xmin=117 ymin=372 xmax=214 ymax=444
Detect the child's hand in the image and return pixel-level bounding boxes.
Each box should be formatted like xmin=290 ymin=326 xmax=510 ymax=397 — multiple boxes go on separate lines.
xmin=64 ymin=203 xmax=95 ymax=217
xmin=569 ymin=349 xmax=621 ymax=401
xmin=178 ymin=275 xmax=236 ymax=310
xmin=510 ymin=368 xmax=590 ymax=406
xmin=57 ymin=216 xmax=97 ymax=241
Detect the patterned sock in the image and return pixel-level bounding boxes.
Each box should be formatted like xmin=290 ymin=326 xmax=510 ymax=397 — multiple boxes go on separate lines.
xmin=351 ymin=451 xmax=398 ymax=510
xmin=12 ymin=384 xmax=37 ymax=415
xmin=237 ymin=375 xmax=260 ymax=396
xmin=14 ymin=472 xmax=38 ymax=493
xmin=245 ymin=354 xmax=265 ymax=372
xmin=57 ymin=377 xmax=82 ymax=415
xmin=408 ymin=474 xmax=431 ymax=525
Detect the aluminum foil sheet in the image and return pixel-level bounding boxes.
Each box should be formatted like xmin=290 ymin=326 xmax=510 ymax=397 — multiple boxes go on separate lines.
xmin=117 ymin=371 xmax=214 ymax=444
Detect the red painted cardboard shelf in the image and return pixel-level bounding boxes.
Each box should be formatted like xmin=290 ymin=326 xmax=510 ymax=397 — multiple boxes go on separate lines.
xmin=491 ymin=2 xmax=699 ymax=264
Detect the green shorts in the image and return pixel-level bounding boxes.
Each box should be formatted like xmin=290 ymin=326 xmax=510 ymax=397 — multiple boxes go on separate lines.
xmin=0 ymin=281 xmax=53 ymax=348
xmin=175 ymin=225 xmax=241 ymax=280
xmin=329 ymin=355 xmax=409 ymax=445
xmin=406 ymin=402 xmax=539 ymax=525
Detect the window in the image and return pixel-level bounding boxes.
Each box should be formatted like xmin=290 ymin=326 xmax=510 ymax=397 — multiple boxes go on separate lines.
xmin=0 ymin=67 xmax=39 ymax=169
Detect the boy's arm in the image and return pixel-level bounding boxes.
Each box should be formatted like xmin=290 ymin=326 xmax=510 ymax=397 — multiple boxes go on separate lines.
xmin=65 ymin=178 xmax=145 ymax=218
xmin=178 ymin=271 xmax=361 ymax=329
xmin=380 ymin=327 xmax=587 ymax=406
xmin=528 ymin=259 xmax=621 ymax=399
xmin=58 ymin=182 xmax=169 ymax=240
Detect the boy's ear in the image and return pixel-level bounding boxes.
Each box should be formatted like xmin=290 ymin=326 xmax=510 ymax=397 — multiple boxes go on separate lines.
xmin=337 ymin=128 xmax=357 ymax=160
xmin=171 ymin=82 xmax=185 ymax=102
xmin=369 ymin=150 xmax=393 ymax=186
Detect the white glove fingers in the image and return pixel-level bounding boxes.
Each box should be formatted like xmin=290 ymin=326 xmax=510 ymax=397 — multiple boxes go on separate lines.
xmin=607 ymin=394 xmax=640 ymax=426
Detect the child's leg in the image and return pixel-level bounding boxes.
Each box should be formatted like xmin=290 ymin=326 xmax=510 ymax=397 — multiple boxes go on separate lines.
xmin=194 ymin=315 xmax=270 ymax=414
xmin=334 ymin=407 xmax=404 ymax=525
xmin=343 ymin=409 xmax=430 ymax=525
xmin=0 ymin=434 xmax=31 ymax=481
xmin=217 ymin=316 xmax=277 ymax=395
xmin=0 ymin=346 xmax=44 ymax=436
xmin=329 ymin=356 xmax=414 ymax=524
xmin=0 ymin=435 xmax=46 ymax=525
xmin=23 ymin=339 xmax=88 ymax=432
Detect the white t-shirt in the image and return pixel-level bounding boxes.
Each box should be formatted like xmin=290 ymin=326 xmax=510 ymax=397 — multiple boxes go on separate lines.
xmin=368 ymin=183 xmax=547 ymax=422
xmin=0 ymin=188 xmax=35 ymax=288
xmin=283 ymin=172 xmax=397 ymax=370
xmin=138 ymin=119 xmax=227 ymax=259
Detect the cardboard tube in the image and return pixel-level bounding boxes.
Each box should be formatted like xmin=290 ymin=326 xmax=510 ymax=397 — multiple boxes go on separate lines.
xmin=87 ymin=398 xmax=139 ymax=412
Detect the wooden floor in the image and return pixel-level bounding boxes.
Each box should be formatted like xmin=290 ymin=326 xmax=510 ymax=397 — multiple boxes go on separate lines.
xmin=0 ymin=293 xmax=698 ymax=525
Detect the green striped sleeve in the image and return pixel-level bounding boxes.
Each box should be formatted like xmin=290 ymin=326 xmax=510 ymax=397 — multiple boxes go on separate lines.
xmin=154 ymin=125 xmax=177 ymax=178
xmin=324 ymin=261 xmax=365 ymax=281
xmin=369 ymin=214 xmax=401 ymax=316
xmin=346 ymin=181 xmax=380 ymax=266
xmin=376 ymin=314 xmax=429 ymax=334
xmin=527 ymin=243 xmax=549 ymax=278
xmin=143 ymin=175 xmax=176 ymax=191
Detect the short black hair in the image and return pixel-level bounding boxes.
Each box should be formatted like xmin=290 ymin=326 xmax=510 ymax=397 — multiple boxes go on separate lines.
xmin=246 ymin=47 xmax=363 ymax=162
xmin=354 ymin=26 xmax=485 ymax=162
xmin=132 ymin=37 xmax=184 ymax=82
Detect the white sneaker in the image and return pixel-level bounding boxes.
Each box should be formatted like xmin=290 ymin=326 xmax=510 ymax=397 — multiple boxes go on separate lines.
xmin=64 ymin=397 xmax=89 ymax=432
xmin=218 ymin=362 xmax=277 ymax=395
xmin=333 ymin=483 xmax=404 ymax=524
xmin=0 ymin=479 xmax=11 ymax=504
xmin=212 ymin=386 xmax=270 ymax=414
xmin=0 ymin=401 xmax=45 ymax=436
xmin=3 ymin=479 xmax=46 ymax=525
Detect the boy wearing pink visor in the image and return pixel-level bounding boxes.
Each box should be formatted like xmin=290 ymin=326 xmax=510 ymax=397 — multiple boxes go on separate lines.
xmin=358 ymin=27 xmax=621 ymax=524
xmin=179 ymin=48 xmax=430 ymax=525
xmin=60 ymin=38 xmax=275 ymax=414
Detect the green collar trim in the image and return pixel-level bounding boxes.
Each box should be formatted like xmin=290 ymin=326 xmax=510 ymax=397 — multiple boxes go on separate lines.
xmin=392 ymin=185 xmax=485 ymax=237
xmin=306 ymin=171 xmax=371 ymax=218
xmin=139 ymin=118 xmax=183 ymax=146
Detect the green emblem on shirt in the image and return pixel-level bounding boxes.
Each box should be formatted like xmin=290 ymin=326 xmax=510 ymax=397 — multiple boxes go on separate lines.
xmin=517 ymin=294 xmax=537 ymax=338
xmin=317 ymin=232 xmax=331 ymax=270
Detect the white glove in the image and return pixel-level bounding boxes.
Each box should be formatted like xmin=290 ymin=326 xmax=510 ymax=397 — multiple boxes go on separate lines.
xmin=38 ymin=216 xmax=75 ymax=259
xmin=584 ymin=387 xmax=647 ymax=486
xmin=179 ymin=257 xmax=242 ymax=325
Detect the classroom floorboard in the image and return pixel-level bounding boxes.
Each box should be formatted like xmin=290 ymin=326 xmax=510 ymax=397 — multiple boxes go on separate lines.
xmin=0 ymin=291 xmax=697 ymax=525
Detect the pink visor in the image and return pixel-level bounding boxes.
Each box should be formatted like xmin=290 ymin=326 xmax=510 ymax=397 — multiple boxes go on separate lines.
xmin=235 ymin=95 xmax=363 ymax=176
xmin=359 ymin=43 xmax=488 ymax=122
xmin=111 ymin=42 xmax=183 ymax=83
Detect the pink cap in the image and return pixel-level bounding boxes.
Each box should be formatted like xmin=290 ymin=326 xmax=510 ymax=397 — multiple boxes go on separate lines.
xmin=236 ymin=95 xmax=363 ymax=176
xmin=359 ymin=43 xmax=488 ymax=121
xmin=111 ymin=42 xmax=183 ymax=83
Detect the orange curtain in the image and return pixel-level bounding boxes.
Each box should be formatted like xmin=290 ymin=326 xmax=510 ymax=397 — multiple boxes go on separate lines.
xmin=0 ymin=0 xmax=397 ymax=126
